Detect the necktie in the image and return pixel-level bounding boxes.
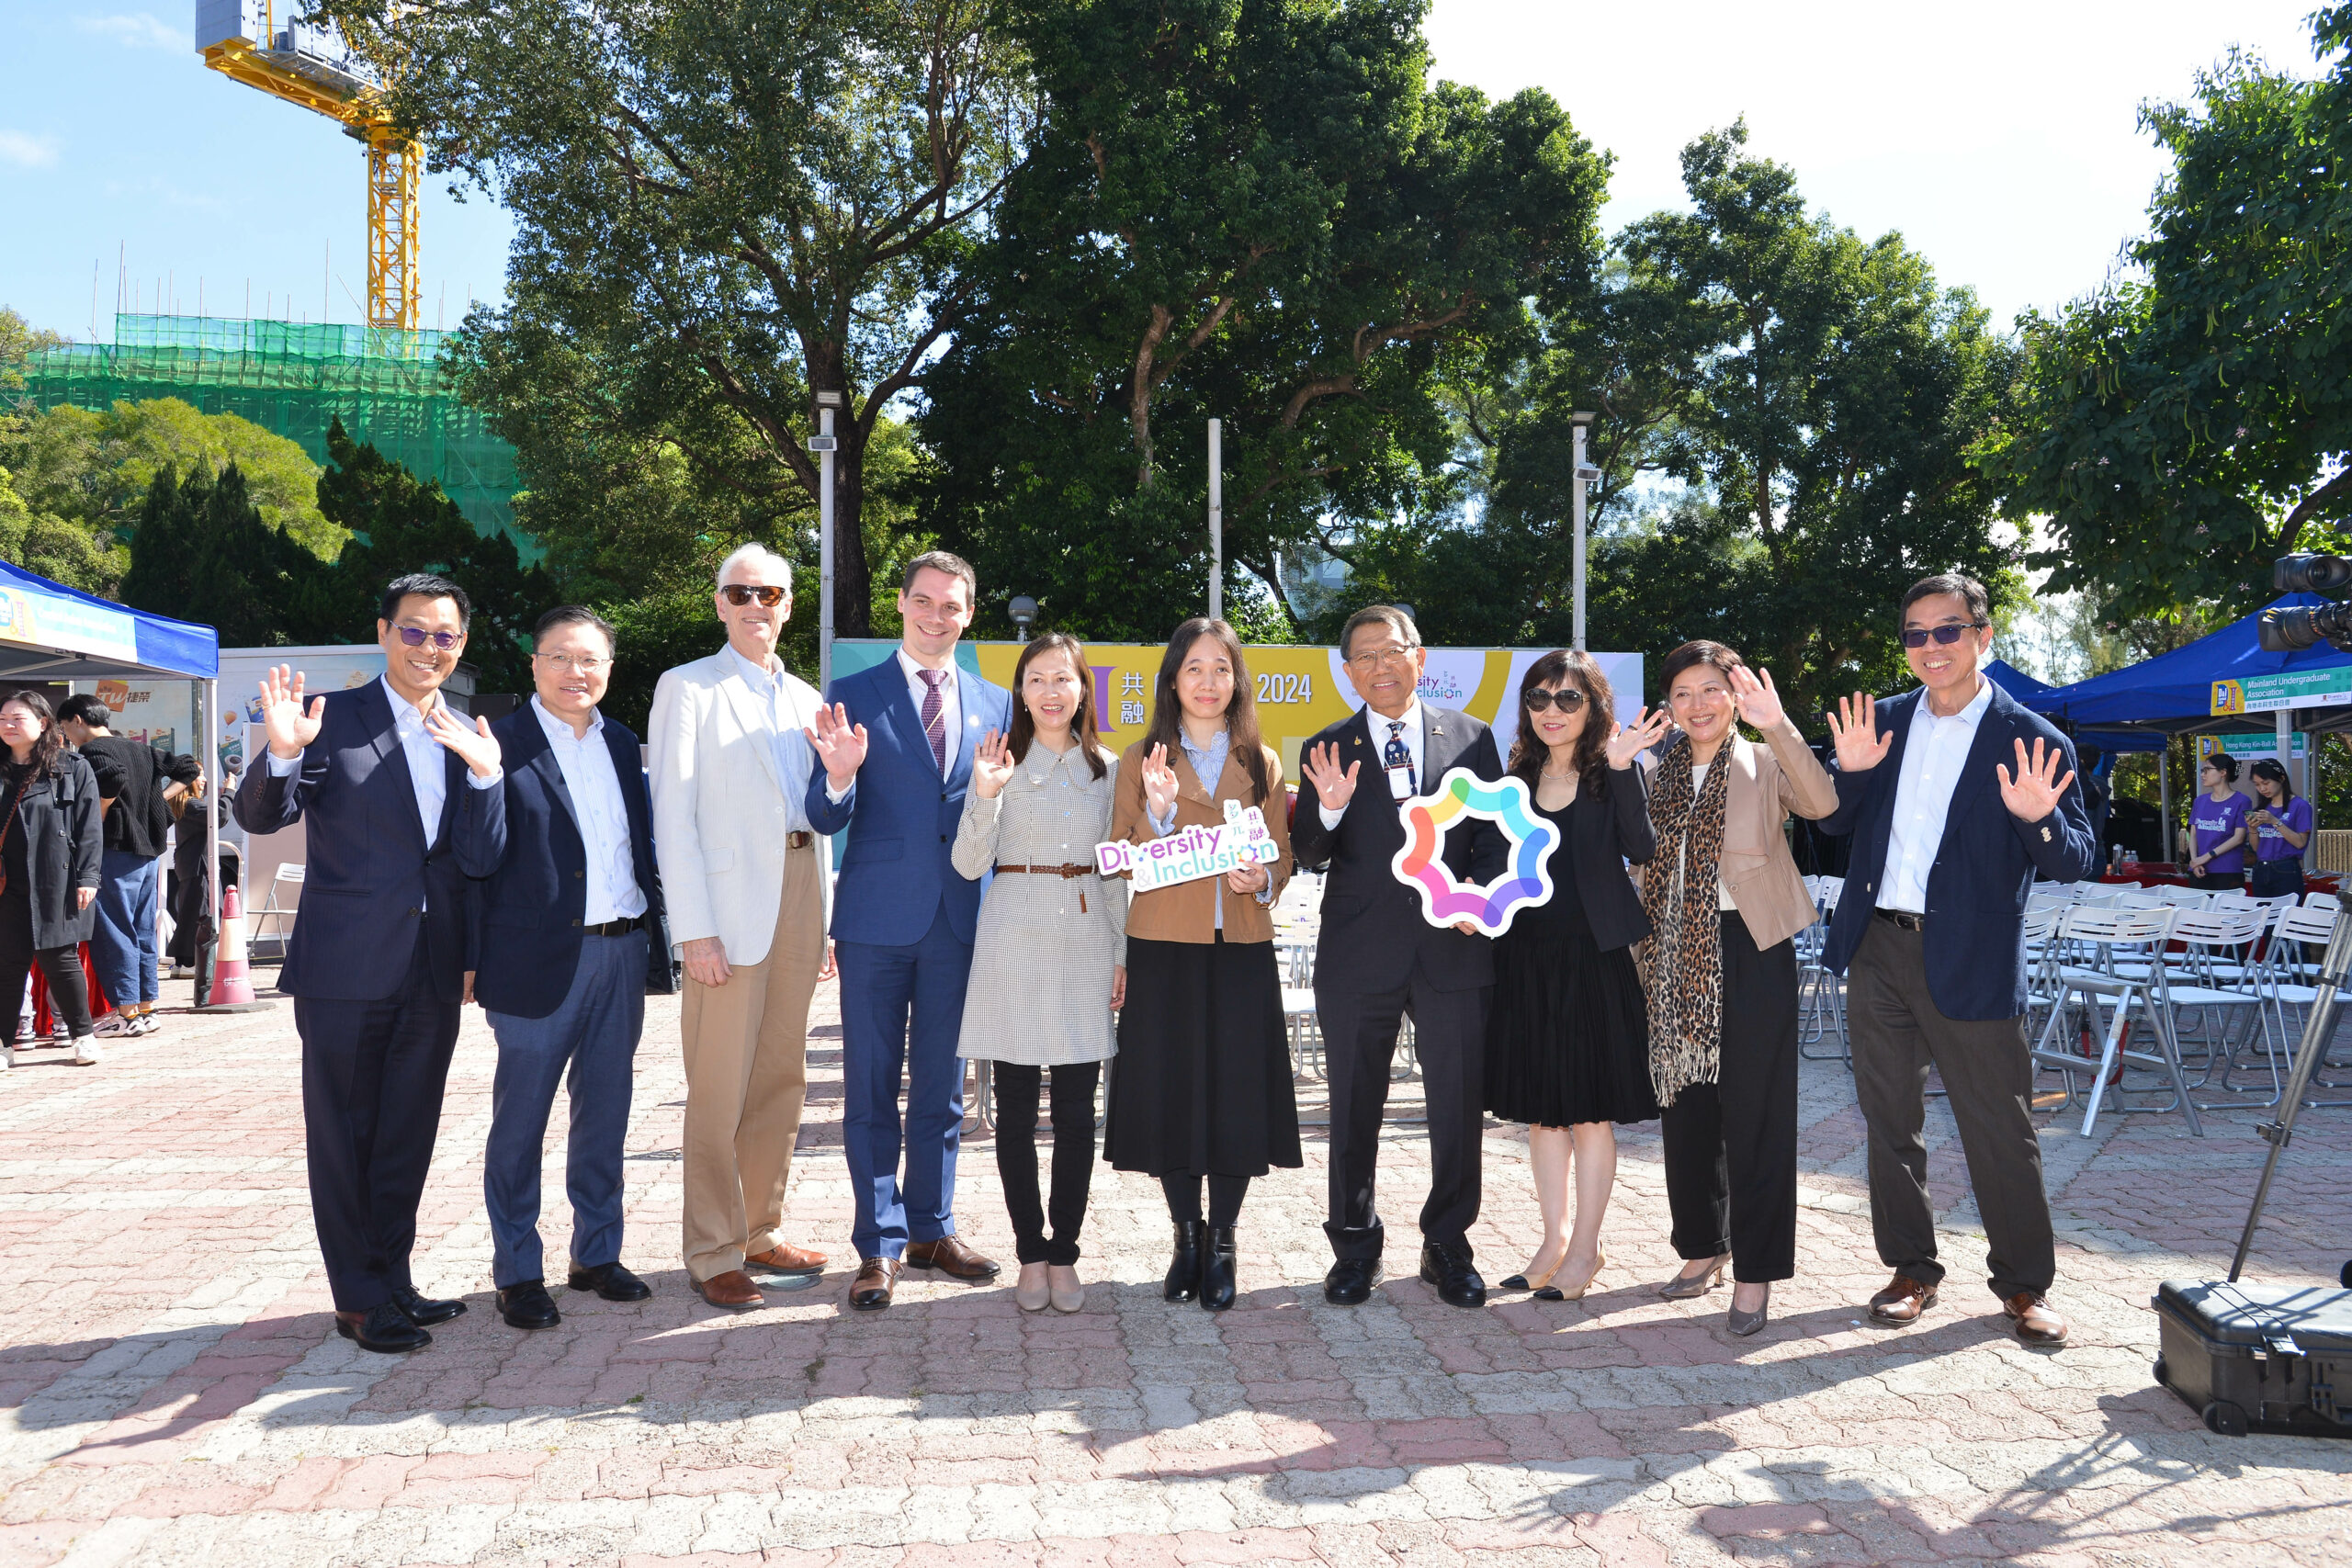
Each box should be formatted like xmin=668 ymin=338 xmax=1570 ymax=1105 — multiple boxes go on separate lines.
xmin=919 ymin=668 xmax=948 ymax=775
xmin=1385 ymin=719 xmax=1415 ymax=803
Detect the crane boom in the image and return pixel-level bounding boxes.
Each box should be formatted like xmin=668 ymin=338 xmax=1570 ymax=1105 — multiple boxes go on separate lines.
xmin=193 ymin=2 xmax=420 ymax=333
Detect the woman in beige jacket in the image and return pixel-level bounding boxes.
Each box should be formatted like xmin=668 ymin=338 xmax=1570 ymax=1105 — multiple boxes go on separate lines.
xmin=1636 ymin=641 xmax=1838 ymax=1337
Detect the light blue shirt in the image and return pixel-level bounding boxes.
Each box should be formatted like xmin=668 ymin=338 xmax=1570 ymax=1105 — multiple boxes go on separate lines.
xmin=718 ymin=643 xmax=816 ymax=835
xmin=1147 ymin=725 xmax=1274 ymax=929
xmin=531 ymin=696 xmax=647 ymax=924
xmin=1878 ymin=676 xmax=1996 ymax=914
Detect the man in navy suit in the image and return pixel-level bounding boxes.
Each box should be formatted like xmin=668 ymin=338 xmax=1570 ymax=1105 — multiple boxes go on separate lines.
xmin=1819 ymin=573 xmax=2096 ymax=1347
xmin=235 ymin=573 xmax=508 ymax=1354
xmin=471 ymin=607 xmax=674 ymax=1331
xmin=805 ymin=551 xmax=1012 ymax=1311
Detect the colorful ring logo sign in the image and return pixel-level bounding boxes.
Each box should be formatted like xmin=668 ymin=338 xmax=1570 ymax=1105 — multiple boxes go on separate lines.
xmin=1390 ymin=768 xmax=1558 ymax=936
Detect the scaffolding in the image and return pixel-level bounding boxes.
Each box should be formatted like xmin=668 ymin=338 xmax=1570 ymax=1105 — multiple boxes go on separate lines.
xmin=24 ymin=313 xmax=524 ymax=546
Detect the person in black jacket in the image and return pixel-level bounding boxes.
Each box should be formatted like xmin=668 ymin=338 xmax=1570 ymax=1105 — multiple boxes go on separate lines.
xmin=1482 ymin=651 xmax=1668 ymax=1302
xmin=57 ymin=695 xmax=198 ymax=1039
xmin=0 ymin=691 xmax=102 ymax=1068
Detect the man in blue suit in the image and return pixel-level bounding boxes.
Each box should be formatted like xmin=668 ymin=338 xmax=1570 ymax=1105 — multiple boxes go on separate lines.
xmin=235 ymin=573 xmax=508 ymax=1354
xmin=805 ymin=551 xmax=1012 ymax=1310
xmin=1819 ymin=573 xmax=2096 ymax=1348
xmin=472 ymin=607 xmax=673 ymax=1332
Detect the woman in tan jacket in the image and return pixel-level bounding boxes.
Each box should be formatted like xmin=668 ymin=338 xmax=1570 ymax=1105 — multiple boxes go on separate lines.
xmin=1637 ymin=641 xmax=1838 ymax=1337
xmin=1102 ymin=617 xmax=1299 ymax=1312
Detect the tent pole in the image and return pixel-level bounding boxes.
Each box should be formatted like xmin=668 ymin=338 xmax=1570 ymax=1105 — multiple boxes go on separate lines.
xmin=2159 ymin=745 xmax=2172 ymax=865
xmin=201 ymin=678 xmax=220 ymax=1006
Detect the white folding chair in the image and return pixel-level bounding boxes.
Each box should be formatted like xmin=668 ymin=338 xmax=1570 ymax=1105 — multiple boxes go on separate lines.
xmin=2302 ymin=890 xmax=2342 ymax=912
xmin=2029 ymin=905 xmax=2202 ymax=1136
xmin=2252 ymin=902 xmax=2352 ymax=1108
xmin=1798 ymin=876 xmax=1849 ymax=1061
xmin=246 ymin=862 xmax=304 ymax=956
xmin=2154 ymin=907 xmax=2279 ymax=1104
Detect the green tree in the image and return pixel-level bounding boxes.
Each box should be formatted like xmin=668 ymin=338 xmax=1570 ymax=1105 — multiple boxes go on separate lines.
xmin=119 ymin=464 xmax=336 ymax=647
xmin=0 ymin=464 xmax=123 ymax=595
xmin=1982 ymin=13 xmax=2352 ymax=618
xmin=918 ymin=0 xmax=1605 ymax=640
xmin=328 ymin=0 xmax=1034 ymax=635
xmin=0 ymin=308 xmax=63 ymax=423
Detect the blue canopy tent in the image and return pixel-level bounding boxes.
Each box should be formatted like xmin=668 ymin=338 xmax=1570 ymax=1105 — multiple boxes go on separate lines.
xmin=1984 ymin=659 xmax=2164 ymax=754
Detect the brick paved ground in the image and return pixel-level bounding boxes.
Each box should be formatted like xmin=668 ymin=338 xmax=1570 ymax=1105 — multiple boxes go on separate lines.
xmin=1 ymin=966 xmax=2348 ymax=1567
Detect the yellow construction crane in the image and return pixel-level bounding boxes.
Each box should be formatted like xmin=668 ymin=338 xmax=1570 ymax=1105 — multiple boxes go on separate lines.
xmin=194 ymin=2 xmax=420 ymax=333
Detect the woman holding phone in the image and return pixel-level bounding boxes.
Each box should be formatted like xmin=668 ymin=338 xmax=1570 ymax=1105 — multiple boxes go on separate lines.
xmin=2244 ymin=759 xmax=2313 ymax=901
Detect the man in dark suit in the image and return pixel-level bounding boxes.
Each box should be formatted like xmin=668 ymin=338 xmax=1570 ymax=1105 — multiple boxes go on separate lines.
xmin=804 ymin=550 xmax=1013 ymax=1311
xmin=471 ymin=607 xmax=673 ymax=1331
xmin=1293 ymin=605 xmax=1507 ymax=1310
xmin=1819 ymin=572 xmax=2096 ymax=1347
xmin=235 ymin=572 xmax=508 ymax=1354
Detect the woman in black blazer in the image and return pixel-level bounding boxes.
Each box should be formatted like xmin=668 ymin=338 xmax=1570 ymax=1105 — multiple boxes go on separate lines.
xmin=1485 ymin=650 xmax=1667 ymax=1301
xmin=0 ymin=690 xmax=102 ymax=1067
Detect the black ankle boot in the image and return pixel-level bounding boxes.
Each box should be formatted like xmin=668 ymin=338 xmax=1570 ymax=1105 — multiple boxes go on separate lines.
xmin=1163 ymin=1219 xmax=1205 ymax=1302
xmin=1200 ymin=1225 xmax=1238 ymax=1312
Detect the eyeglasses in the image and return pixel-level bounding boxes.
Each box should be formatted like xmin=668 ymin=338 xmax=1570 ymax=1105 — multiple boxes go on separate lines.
xmin=1347 ymin=645 xmax=1417 ymax=671
xmin=1899 ymin=621 xmax=1988 ymax=649
xmin=535 ymin=652 xmax=609 ymax=674
xmin=394 ymin=626 xmax=462 ymax=650
xmin=721 ymin=584 xmax=787 ymax=607
xmin=1524 ymin=688 xmax=1587 ymax=712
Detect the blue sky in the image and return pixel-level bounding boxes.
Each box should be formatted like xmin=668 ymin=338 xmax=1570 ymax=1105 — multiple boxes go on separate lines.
xmin=0 ymin=1 xmax=2331 ymax=344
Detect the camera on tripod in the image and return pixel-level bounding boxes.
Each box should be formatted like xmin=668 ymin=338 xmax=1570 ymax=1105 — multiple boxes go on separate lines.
xmin=2259 ymin=555 xmax=2352 ymax=652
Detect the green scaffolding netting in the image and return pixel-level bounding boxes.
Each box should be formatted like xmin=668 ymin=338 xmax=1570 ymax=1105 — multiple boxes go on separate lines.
xmin=23 ymin=313 xmax=529 ymax=552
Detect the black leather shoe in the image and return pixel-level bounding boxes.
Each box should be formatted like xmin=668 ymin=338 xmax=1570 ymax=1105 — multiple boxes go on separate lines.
xmin=1419 ymin=1242 xmax=1487 ymax=1309
xmin=497 ymin=1280 xmax=561 ymax=1330
xmin=390 ymin=1285 xmax=468 ymax=1326
xmin=1323 ymin=1258 xmax=1382 ymax=1306
xmin=1162 ymin=1220 xmax=1205 ymax=1303
xmin=336 ymin=1301 xmax=431 ymax=1353
xmin=1201 ymin=1225 xmax=1238 ymax=1312
xmin=567 ymin=1261 xmax=652 ymax=1302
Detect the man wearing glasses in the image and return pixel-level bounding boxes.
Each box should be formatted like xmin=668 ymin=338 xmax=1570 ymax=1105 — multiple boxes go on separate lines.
xmin=469 ymin=607 xmax=673 ymax=1331
xmin=237 ymin=572 xmax=508 ymax=1354
xmin=1293 ymin=605 xmax=1507 ymax=1310
xmin=1819 ymin=573 xmax=2095 ymax=1347
xmin=648 ymin=545 xmax=835 ymax=1311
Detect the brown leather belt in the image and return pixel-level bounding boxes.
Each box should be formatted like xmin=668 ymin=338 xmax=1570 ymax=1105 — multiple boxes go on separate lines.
xmin=994 ymin=863 xmax=1095 ymax=879
xmin=1874 ymin=908 xmax=1927 ymax=931
xmin=786 ymin=830 xmax=814 ymax=850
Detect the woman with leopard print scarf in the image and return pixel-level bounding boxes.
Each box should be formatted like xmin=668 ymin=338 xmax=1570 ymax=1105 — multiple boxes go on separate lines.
xmin=1635 ymin=642 xmax=1839 ymax=1337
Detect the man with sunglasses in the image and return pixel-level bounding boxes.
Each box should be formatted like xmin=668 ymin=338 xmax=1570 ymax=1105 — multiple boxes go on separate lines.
xmin=648 ymin=545 xmax=835 ymax=1311
xmin=1818 ymin=572 xmax=2095 ymax=1348
xmin=236 ymin=572 xmax=508 ymax=1354
xmin=1293 ymin=604 xmax=1507 ymax=1310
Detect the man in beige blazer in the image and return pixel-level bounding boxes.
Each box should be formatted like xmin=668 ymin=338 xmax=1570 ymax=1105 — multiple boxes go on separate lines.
xmin=649 ymin=544 xmax=834 ymax=1310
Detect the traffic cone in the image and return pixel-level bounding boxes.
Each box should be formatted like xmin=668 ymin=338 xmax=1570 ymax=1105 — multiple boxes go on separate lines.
xmin=207 ymin=882 xmax=257 ymax=1007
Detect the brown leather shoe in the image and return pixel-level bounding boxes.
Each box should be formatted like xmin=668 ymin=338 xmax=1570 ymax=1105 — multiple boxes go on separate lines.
xmin=693 ymin=1269 xmax=763 ymax=1310
xmin=849 ymin=1257 xmax=902 ymax=1311
xmin=1868 ymin=1273 xmax=1939 ymax=1325
xmin=2004 ymin=1292 xmax=2069 ymax=1346
xmin=746 ymin=1242 xmax=828 ymax=1276
xmin=904 ymin=1235 xmax=1001 ymax=1281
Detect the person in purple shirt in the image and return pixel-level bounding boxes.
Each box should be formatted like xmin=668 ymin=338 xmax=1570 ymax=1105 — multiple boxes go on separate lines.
xmin=2245 ymin=758 xmax=2314 ymax=900
xmin=2185 ymin=752 xmax=2251 ymax=889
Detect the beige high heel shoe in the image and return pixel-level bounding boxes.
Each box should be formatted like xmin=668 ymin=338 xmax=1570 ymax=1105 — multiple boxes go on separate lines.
xmin=1657 ymin=1254 xmax=1729 ymax=1300
xmin=1549 ymin=1248 xmax=1607 ymax=1302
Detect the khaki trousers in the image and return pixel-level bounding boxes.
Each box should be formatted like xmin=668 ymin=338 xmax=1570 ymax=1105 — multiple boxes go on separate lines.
xmin=679 ymin=843 xmax=825 ymax=1281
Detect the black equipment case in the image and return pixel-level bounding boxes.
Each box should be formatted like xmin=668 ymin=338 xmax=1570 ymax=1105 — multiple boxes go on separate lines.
xmin=2154 ymin=1280 xmax=2352 ymax=1437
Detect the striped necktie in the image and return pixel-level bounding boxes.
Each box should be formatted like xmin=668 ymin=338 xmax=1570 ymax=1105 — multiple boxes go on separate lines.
xmin=918 ymin=668 xmax=948 ymax=775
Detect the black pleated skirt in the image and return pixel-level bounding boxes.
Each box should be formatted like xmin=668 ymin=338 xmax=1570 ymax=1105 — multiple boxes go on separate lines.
xmin=1484 ymin=924 xmax=1659 ymax=1128
xmin=1102 ymin=935 xmax=1304 ymax=1178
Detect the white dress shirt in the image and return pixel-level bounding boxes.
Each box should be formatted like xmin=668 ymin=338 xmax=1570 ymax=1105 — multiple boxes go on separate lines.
xmin=719 ymin=642 xmax=816 ymax=833
xmin=898 ymin=648 xmax=962 ymax=779
xmin=266 ymin=675 xmax=501 ymax=844
xmin=531 ymin=696 xmax=647 ymax=924
xmin=1319 ymin=698 xmax=1426 ymax=829
xmin=1688 ymin=761 xmax=1739 ymax=910
xmin=1877 ymin=676 xmax=1996 ymax=913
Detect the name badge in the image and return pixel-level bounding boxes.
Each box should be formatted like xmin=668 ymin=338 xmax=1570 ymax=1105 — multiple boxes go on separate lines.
xmin=1387 ymin=760 xmax=1417 ymax=800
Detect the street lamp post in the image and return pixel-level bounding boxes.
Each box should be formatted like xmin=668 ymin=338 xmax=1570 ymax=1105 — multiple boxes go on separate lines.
xmin=1208 ymin=418 xmax=1224 ymax=620
xmin=813 ymin=390 xmax=843 ymax=690
xmin=1009 ymin=595 xmax=1038 ymax=643
xmin=1570 ymin=411 xmax=1597 ymax=652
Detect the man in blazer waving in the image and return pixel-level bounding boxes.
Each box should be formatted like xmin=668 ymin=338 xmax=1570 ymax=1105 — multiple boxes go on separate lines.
xmin=805 ymin=550 xmax=1012 ymax=1311
xmin=1820 ymin=573 xmax=2096 ymax=1347
xmin=649 ymin=546 xmax=835 ymax=1311
xmin=473 ymin=607 xmax=673 ymax=1331
xmin=1293 ymin=605 xmax=1507 ymax=1310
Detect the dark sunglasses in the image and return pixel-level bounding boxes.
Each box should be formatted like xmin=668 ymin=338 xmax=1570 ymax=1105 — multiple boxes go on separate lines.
xmin=394 ymin=626 xmax=461 ymax=650
xmin=721 ymin=584 xmax=787 ymax=607
xmin=1899 ymin=621 xmax=1987 ymax=649
xmin=1524 ymin=687 xmax=1588 ymax=712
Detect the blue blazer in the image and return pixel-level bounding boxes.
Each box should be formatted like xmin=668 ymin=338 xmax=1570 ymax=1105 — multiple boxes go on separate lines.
xmin=232 ymin=682 xmax=504 ymax=1003
xmin=1818 ymin=682 xmax=2097 ymax=1020
xmin=469 ymin=706 xmax=675 ymax=1020
xmin=804 ymin=656 xmax=1012 ymax=947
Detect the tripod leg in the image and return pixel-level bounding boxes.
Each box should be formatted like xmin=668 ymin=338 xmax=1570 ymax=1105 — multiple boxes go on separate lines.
xmin=2229 ymin=907 xmax=2352 ymax=1282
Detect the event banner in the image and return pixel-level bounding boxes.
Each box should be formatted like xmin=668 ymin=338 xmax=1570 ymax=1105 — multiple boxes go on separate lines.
xmin=835 ymin=640 xmax=1644 ymax=779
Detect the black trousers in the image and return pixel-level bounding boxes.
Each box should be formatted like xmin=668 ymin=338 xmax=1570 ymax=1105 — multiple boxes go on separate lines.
xmin=292 ymin=936 xmax=462 ymax=1313
xmin=1848 ymin=917 xmax=2056 ymax=1300
xmin=0 ymin=890 xmax=92 ymax=1043
xmin=993 ymin=1061 xmax=1101 ymax=1266
xmin=1316 ymin=955 xmax=1488 ymax=1262
xmin=1658 ymin=915 xmax=1800 ymax=1283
